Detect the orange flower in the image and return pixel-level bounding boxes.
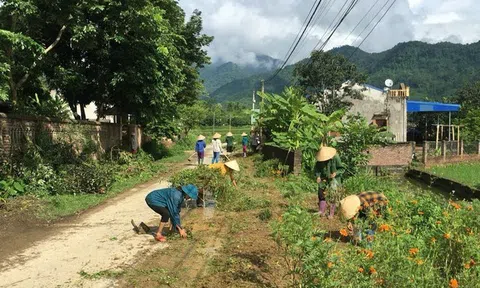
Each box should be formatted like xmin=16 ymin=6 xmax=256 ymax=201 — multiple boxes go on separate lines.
xmin=340 ymin=228 xmax=348 ymax=237
xmin=379 ymin=224 xmax=391 ymax=232
xmin=465 ymin=258 xmax=476 ymax=269
xmin=444 ymin=233 xmax=451 ymax=239
xmin=323 ymin=237 xmax=333 ymax=243
xmin=418 ymin=211 xmax=424 ymax=215
xmin=358 ymin=267 xmax=364 ymax=273
xmin=464 ymin=262 xmax=471 ymax=269
xmin=366 ymin=235 xmax=374 ymax=242
xmin=431 ymin=237 xmax=437 ymax=243
xmin=449 ymin=201 xmax=461 ymax=210
xmin=311 ymin=236 xmax=317 ymax=241
xmin=449 ymin=279 xmax=459 ymax=288
xmin=436 ymin=221 xmax=442 ymax=225
xmin=327 ymin=262 xmax=334 ymax=269
xmin=416 ymin=259 xmax=424 ymax=265
xmin=363 ymin=249 xmax=374 ymax=259
xmin=409 ymin=248 xmax=419 ymax=256
xmin=369 ymin=266 xmax=377 ymax=274
xmin=467 ymin=205 xmax=473 ymax=211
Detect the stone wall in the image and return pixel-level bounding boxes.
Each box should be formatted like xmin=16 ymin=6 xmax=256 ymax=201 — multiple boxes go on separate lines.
xmin=366 ymin=142 xmax=415 ymax=166
xmin=0 ymin=113 xmax=125 ymax=157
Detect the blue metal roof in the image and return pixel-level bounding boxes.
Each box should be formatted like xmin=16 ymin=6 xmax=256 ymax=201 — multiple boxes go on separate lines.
xmin=407 ymin=100 xmax=461 ymax=112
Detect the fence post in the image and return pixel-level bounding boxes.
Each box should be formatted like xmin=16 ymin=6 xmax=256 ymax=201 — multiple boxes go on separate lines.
xmin=442 ymin=140 xmax=447 ymax=161
xmin=422 ymin=141 xmax=428 ymax=165
xmin=477 ymin=141 xmax=480 ymax=155
xmin=293 ymin=149 xmax=302 ymax=176
xmin=459 ymin=139 xmax=464 ymax=157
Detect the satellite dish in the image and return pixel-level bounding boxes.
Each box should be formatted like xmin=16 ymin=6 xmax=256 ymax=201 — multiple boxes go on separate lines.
xmin=385 ymin=79 xmax=394 ymax=88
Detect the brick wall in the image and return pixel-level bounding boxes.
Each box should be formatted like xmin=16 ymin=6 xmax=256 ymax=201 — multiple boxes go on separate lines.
xmin=426 ymin=154 xmax=480 ymax=167
xmin=366 ymin=142 xmax=415 ymax=166
xmin=0 ymin=113 xmax=125 ymax=157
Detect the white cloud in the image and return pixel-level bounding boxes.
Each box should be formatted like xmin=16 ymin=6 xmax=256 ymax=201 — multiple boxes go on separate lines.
xmin=423 ymin=12 xmax=462 ymax=24
xmin=179 ymin=0 xmax=480 ymax=64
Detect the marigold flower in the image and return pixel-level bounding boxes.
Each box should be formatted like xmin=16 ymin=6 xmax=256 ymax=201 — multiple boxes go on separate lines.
xmin=369 ymin=266 xmax=377 ymax=274
xmin=449 ymin=279 xmax=459 ymax=288
xmin=464 ymin=263 xmax=471 ymax=269
xmin=416 ymin=259 xmax=424 ymax=265
xmin=436 ymin=221 xmax=442 ymax=225
xmin=366 ymin=235 xmax=374 ymax=242
xmin=379 ymin=224 xmax=391 ymax=232
xmin=444 ymin=233 xmax=451 ymax=239
xmin=467 ymin=205 xmax=473 ymax=211
xmin=431 ymin=237 xmax=437 ymax=243
xmin=340 ymin=228 xmax=348 ymax=237
xmin=363 ymin=249 xmax=374 ymax=259
xmin=358 ymin=267 xmax=364 ymax=273
xmin=323 ymin=237 xmax=333 ymax=243
xmin=327 ymin=262 xmax=334 ymax=269
xmin=311 ymin=236 xmax=317 ymax=241
xmin=449 ymin=201 xmax=461 ymax=210
xmin=409 ymin=248 xmax=419 ymax=256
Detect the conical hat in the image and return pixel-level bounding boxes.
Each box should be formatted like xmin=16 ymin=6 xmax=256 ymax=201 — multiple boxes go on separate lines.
xmin=226 ymin=132 xmax=233 ymax=137
xmin=197 ymin=135 xmax=206 ymax=141
xmin=316 ymin=146 xmax=337 ymax=162
xmin=241 ymin=132 xmax=247 ymax=136
xmin=213 ymin=133 xmax=221 ymax=139
xmin=339 ymin=195 xmax=361 ymax=220
xmin=225 ymin=160 xmax=240 ymax=171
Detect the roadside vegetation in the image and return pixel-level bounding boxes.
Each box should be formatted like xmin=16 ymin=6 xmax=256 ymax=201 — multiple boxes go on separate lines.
xmin=427 ymin=162 xmax=480 ymax=189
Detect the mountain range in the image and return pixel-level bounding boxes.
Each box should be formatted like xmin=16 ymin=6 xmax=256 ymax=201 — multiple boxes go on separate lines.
xmin=200 ymin=41 xmax=480 ymax=103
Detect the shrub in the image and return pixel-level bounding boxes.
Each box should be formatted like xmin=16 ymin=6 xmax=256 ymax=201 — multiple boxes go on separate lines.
xmin=142 ymin=140 xmax=170 ymax=160
xmin=54 ymin=161 xmax=116 ymax=195
xmin=258 ymin=208 xmax=272 ymax=221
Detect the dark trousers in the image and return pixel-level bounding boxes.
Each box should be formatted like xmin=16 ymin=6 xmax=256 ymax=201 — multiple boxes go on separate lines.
xmin=318 ymin=186 xmax=326 ymax=202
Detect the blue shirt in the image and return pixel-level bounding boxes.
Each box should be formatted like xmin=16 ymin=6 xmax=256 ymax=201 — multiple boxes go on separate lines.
xmin=242 ymin=136 xmax=249 ymax=146
xmin=195 ymin=140 xmax=206 ymax=153
xmin=145 ymin=188 xmax=184 ymax=228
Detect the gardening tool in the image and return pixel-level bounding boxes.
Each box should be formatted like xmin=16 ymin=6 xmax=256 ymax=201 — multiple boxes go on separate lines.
xmin=187 ymin=152 xmax=197 ymax=162
xmin=222 ymin=154 xmax=231 ymax=161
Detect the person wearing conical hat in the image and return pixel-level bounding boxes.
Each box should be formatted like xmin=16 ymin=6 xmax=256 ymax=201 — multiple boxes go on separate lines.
xmin=241 ymin=132 xmax=248 ymax=158
xmin=340 ymin=191 xmax=389 ymax=241
xmin=211 ymin=133 xmax=222 ymax=164
xmin=315 ymin=146 xmax=345 ymax=219
xmin=145 ymin=184 xmax=199 ymax=242
xmin=209 ymin=160 xmax=240 ymax=187
xmin=195 ymin=135 xmax=207 ymax=165
xmin=225 ymin=132 xmax=234 ymax=156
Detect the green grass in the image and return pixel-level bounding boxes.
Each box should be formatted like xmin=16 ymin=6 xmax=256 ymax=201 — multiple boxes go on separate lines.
xmin=427 ymin=162 xmax=480 ymax=188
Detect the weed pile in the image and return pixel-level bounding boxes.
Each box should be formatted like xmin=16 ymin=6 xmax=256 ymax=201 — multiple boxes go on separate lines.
xmin=272 ymin=173 xmax=480 ymax=287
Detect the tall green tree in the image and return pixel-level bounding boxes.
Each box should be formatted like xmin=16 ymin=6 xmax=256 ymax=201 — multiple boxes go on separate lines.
xmin=293 ymin=50 xmax=366 ymax=115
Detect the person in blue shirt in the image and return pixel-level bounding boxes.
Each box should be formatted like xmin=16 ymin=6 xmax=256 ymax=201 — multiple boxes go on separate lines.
xmin=195 ymin=135 xmax=207 ymax=165
xmin=241 ymin=132 xmax=249 ymax=158
xmin=145 ymin=184 xmax=198 ymax=242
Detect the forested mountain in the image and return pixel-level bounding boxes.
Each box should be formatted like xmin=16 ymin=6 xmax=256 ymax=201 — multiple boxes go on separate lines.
xmin=199 ymin=55 xmax=282 ymax=94
xmin=204 ymin=41 xmax=480 ymax=103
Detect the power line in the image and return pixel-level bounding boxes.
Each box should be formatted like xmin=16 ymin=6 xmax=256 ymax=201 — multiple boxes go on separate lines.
xmin=276 ymin=0 xmax=319 ymax=70
xmin=348 ymin=0 xmax=398 ymax=60
xmin=266 ymin=0 xmax=324 ymax=82
xmin=349 ymin=0 xmax=391 ymax=49
xmin=343 ymin=0 xmax=383 ymax=43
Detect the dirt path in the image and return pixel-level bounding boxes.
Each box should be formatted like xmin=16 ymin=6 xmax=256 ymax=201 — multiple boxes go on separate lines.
xmin=0 ymin=147 xmax=214 ymax=288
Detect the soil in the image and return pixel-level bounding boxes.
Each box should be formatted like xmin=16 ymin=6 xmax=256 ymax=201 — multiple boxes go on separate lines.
xmin=0 ymin=150 xmax=199 ymax=288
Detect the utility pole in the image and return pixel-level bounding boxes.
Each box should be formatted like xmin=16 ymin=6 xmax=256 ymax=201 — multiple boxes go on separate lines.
xmin=260 ymin=79 xmax=265 ymax=140
xmin=213 ymin=109 xmax=215 ymax=134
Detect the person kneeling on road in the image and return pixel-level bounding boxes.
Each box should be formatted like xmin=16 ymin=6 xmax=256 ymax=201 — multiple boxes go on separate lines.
xmin=209 ymin=160 xmax=240 ymax=187
xmin=339 ymin=191 xmax=389 ymax=243
xmin=145 ymin=184 xmax=198 ymax=242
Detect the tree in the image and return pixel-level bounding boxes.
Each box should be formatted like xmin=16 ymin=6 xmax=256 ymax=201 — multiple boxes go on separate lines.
xmin=177 ymin=101 xmax=208 ymax=136
xmin=294 ymin=50 xmax=367 ymax=115
xmin=257 ymin=87 xmax=344 ymax=171
xmin=454 ymin=81 xmax=480 ymax=115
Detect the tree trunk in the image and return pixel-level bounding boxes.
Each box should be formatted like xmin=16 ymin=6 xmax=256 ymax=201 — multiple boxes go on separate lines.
xmin=80 ymin=103 xmax=86 ymax=120
xmin=69 ymin=102 xmax=80 ymax=120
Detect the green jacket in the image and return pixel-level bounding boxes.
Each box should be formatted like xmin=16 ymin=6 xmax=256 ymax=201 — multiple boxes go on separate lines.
xmin=314 ymin=154 xmax=345 ymax=189
xmin=226 ymin=136 xmax=234 ymax=147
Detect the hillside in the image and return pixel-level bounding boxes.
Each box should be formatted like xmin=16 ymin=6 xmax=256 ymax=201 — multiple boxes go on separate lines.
xmin=205 ymin=41 xmax=480 ymax=103
xmin=200 ymin=55 xmax=282 ymax=94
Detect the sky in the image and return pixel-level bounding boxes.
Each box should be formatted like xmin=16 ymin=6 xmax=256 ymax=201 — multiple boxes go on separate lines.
xmin=179 ymin=0 xmax=480 ymax=65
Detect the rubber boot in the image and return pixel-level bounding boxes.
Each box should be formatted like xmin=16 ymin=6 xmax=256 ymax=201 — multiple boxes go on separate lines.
xmin=319 ymin=201 xmax=327 ymax=217
xmin=327 ymin=204 xmax=336 ymax=219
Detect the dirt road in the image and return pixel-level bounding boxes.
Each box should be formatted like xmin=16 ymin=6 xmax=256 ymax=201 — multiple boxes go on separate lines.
xmin=0 ymin=147 xmax=214 ymax=288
